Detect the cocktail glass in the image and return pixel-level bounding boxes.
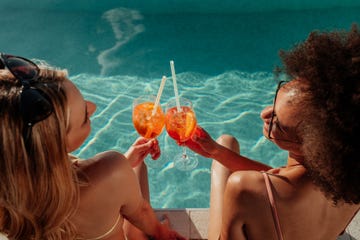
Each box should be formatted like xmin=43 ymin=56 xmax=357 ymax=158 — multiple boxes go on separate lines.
xmin=132 ymin=95 xmax=166 ymax=167
xmin=165 ymin=97 xmax=198 ymax=171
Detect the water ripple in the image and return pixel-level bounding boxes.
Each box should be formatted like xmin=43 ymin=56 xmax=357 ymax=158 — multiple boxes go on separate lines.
xmin=71 ymin=70 xmax=285 ymax=208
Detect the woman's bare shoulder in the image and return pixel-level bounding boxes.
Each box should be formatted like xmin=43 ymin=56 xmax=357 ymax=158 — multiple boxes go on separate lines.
xmin=75 ymin=150 xmax=132 ymax=184
xmin=75 ymin=151 xmax=140 ymax=209
xmin=78 ymin=150 xmax=127 ymax=167
xmin=72 ymin=151 xmax=136 ymax=237
xmin=223 ymin=171 xmax=269 ymax=222
xmin=227 ymin=170 xmax=266 ymax=193
xmin=225 ymin=171 xmax=267 ymax=207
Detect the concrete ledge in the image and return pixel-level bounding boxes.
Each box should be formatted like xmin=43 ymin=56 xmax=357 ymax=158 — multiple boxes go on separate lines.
xmin=341 ymin=209 xmax=360 ymax=240
xmin=155 ymin=208 xmax=209 ymax=239
xmin=155 ymin=208 xmax=360 ymax=240
xmin=0 ymin=209 xmax=358 ymax=240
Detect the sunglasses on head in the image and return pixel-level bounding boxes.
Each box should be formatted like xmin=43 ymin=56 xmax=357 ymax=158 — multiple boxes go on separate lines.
xmin=0 ymin=53 xmax=53 ymax=131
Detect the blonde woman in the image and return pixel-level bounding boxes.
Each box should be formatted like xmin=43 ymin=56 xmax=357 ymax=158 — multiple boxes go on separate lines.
xmin=0 ymin=54 xmax=185 ymax=240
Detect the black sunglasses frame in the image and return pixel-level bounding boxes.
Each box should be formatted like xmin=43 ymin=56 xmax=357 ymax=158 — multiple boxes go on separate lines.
xmin=0 ymin=53 xmax=54 ymax=140
xmin=0 ymin=54 xmax=40 ymax=81
xmin=268 ymin=81 xmax=288 ymax=140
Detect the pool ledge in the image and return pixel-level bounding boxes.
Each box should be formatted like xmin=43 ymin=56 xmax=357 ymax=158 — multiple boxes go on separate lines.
xmin=0 ymin=208 xmax=358 ymax=239
xmin=155 ymin=208 xmax=360 ymax=240
xmin=155 ymin=208 xmax=209 ymax=239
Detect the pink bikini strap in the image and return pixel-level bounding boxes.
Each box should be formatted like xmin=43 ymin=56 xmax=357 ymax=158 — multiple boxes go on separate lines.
xmin=262 ymin=172 xmax=285 ymax=240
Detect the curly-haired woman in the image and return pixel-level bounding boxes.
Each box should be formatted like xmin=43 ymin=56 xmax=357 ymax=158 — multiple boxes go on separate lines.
xmin=184 ymin=25 xmax=360 ymax=239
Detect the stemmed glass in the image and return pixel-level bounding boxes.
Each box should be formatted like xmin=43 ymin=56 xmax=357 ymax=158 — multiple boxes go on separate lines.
xmin=132 ymin=95 xmax=166 ymax=167
xmin=165 ymin=97 xmax=198 ymax=171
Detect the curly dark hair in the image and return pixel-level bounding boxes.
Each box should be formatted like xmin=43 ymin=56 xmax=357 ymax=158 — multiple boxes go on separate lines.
xmin=278 ymin=24 xmax=360 ymax=204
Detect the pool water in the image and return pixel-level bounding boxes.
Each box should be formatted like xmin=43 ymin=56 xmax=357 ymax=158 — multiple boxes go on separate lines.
xmin=1 ymin=1 xmax=360 ymax=208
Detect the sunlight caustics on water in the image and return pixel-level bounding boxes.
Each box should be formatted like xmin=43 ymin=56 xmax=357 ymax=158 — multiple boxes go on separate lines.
xmin=1 ymin=0 xmax=360 ymax=208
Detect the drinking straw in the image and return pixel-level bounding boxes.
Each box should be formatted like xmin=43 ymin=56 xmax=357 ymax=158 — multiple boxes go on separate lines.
xmin=170 ymin=60 xmax=181 ymax=111
xmin=152 ymin=75 xmax=167 ymax=116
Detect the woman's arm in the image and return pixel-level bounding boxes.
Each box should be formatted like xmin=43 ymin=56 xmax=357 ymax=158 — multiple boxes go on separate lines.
xmin=211 ymin=143 xmax=271 ymax=172
xmin=117 ymin=151 xmax=185 ymax=239
xmin=184 ymin=126 xmax=271 ymax=172
xmin=123 ymin=199 xmax=185 ymax=239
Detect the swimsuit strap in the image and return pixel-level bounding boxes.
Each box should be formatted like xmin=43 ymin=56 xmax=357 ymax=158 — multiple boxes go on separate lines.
xmin=80 ymin=214 xmax=121 ymax=240
xmin=262 ymin=172 xmax=285 ymax=240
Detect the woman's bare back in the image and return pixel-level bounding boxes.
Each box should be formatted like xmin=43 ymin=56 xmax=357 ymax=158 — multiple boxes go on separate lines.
xmin=226 ymin=167 xmax=359 ymax=240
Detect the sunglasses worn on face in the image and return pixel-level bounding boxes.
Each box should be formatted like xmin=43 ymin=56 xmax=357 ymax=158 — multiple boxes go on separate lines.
xmin=0 ymin=53 xmax=53 ymax=135
xmin=267 ymin=80 xmax=303 ymax=144
xmin=268 ymin=81 xmax=288 ymax=140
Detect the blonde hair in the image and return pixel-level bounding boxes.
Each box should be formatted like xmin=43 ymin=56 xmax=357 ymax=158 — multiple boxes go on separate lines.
xmin=0 ymin=67 xmax=80 ymax=239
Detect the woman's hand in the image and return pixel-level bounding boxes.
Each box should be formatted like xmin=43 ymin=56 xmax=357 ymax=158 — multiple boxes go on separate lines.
xmin=154 ymin=215 xmax=187 ymax=240
xmin=182 ymin=126 xmax=218 ymax=158
xmin=125 ymin=137 xmax=160 ymax=167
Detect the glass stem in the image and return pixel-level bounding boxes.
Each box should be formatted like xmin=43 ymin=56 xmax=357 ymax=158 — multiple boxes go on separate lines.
xmin=182 ymin=146 xmax=187 ymax=158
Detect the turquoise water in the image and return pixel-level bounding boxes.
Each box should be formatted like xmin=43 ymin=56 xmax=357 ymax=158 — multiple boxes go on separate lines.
xmin=1 ymin=1 xmax=360 ymax=208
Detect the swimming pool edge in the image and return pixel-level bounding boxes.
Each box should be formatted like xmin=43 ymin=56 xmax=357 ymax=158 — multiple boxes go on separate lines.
xmin=154 ymin=208 xmax=360 ymax=240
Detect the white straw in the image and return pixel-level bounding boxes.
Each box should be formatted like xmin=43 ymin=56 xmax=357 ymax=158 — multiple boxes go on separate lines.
xmin=170 ymin=60 xmax=181 ymax=111
xmin=152 ymin=76 xmax=167 ymax=116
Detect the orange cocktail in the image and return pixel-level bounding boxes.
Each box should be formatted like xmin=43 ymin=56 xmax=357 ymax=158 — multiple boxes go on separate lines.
xmin=132 ymin=95 xmax=165 ymax=139
xmin=165 ymin=97 xmax=198 ymax=171
xmin=165 ymin=106 xmax=197 ymax=142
